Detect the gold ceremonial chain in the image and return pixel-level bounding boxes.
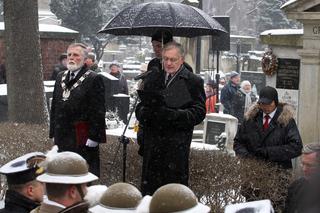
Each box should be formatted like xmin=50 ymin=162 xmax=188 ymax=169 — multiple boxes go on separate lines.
xmin=61 ymin=70 xmax=91 ymax=101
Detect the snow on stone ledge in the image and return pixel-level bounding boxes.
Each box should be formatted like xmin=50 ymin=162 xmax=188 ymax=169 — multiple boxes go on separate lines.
xmin=260 ymin=29 xmax=303 ymax=36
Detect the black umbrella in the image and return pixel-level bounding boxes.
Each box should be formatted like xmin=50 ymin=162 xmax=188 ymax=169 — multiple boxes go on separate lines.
xmin=98 ymin=2 xmax=226 ymax=37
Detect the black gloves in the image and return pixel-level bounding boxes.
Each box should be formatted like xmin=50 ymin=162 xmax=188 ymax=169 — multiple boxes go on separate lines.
xmin=136 ymin=105 xmax=179 ymax=125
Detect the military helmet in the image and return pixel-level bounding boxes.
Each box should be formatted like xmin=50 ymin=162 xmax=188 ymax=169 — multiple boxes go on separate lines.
xmin=89 ymin=182 xmax=142 ymax=213
xmin=149 ymin=183 xmax=210 ymax=213
xmin=37 ymin=151 xmax=97 ymax=184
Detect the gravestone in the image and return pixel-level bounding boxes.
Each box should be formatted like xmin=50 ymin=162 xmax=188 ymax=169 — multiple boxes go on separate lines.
xmin=203 ymin=113 xmax=238 ymax=154
xmin=240 ymin=71 xmax=266 ymax=94
xmin=276 ymin=58 xmax=300 ymax=90
xmin=113 ymin=94 xmax=130 ymax=124
xmin=99 ymin=72 xmax=129 ymax=123
xmin=98 ymin=72 xmax=120 ymax=111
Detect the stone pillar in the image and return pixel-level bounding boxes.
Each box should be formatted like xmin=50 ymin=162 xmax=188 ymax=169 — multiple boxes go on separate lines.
xmin=297 ymin=19 xmax=320 ymax=143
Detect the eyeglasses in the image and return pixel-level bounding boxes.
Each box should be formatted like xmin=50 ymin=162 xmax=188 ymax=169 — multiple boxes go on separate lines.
xmin=163 ymin=57 xmax=181 ymax=64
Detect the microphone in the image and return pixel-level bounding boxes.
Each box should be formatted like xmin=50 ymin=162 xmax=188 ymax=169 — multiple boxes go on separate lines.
xmin=134 ymin=66 xmax=159 ymax=81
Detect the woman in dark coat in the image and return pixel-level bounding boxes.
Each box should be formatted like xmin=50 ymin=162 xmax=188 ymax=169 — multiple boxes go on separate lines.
xmin=231 ymin=80 xmax=257 ymax=124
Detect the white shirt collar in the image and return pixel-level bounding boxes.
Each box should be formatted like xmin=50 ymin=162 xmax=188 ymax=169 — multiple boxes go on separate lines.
xmin=43 ymin=197 xmax=66 ymax=209
xmin=70 ymin=69 xmax=81 ymax=78
xmin=263 ymin=107 xmax=277 ymax=120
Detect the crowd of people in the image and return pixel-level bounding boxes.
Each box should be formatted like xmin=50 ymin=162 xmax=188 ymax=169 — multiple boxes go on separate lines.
xmin=0 ymin=31 xmax=317 ymax=213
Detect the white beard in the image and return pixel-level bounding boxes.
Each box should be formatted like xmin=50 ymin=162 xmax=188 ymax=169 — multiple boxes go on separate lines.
xmin=67 ymin=62 xmax=83 ymax=71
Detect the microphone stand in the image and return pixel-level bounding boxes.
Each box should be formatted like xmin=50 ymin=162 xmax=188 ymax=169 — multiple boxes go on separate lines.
xmin=118 ymin=95 xmax=139 ymax=182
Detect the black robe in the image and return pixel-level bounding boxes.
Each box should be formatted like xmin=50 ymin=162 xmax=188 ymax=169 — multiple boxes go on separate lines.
xmin=49 ymin=65 xmax=106 ymax=176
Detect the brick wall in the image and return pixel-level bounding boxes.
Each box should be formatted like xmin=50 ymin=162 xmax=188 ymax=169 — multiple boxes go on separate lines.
xmin=0 ymin=36 xmax=77 ymax=80
xmin=40 ymin=38 xmax=73 ymax=80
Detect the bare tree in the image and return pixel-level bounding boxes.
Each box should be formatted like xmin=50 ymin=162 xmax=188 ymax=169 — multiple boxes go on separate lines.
xmin=3 ymin=0 xmax=48 ymax=124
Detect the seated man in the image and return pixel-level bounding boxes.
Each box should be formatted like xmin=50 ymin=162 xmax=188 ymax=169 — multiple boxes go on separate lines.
xmin=31 ymin=151 xmax=98 ymax=213
xmin=0 ymin=152 xmax=46 ymax=213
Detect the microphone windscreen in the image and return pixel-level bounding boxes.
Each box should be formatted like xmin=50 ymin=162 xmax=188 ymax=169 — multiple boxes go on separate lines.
xmin=134 ymin=66 xmax=160 ymax=81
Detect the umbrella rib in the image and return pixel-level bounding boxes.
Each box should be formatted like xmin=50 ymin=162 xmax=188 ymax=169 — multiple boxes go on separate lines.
xmin=168 ymin=3 xmax=177 ymax=30
xmin=132 ymin=2 xmax=149 ymax=32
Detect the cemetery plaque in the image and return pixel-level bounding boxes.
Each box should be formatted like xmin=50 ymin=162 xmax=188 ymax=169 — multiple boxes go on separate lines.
xmin=276 ymin=58 xmax=300 ymax=90
xmin=240 ymin=71 xmax=265 ymax=93
xmin=205 ymin=121 xmax=226 ymax=145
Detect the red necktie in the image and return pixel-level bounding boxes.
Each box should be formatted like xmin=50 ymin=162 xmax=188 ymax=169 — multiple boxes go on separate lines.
xmin=263 ymin=114 xmax=270 ymax=130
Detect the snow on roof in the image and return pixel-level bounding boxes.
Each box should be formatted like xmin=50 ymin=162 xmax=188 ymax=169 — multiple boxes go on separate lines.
xmin=281 ymin=0 xmax=298 ymax=9
xmin=38 ymin=10 xmax=56 ymax=17
xmin=0 ymin=22 xmax=78 ymax=34
xmin=260 ymin=29 xmax=303 ymax=36
xmin=39 ymin=24 xmax=78 ymax=33
xmin=231 ymin=35 xmax=256 ymax=39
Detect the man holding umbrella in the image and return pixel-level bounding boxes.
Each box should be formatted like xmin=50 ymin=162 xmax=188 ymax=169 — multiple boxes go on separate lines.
xmin=136 ymin=42 xmax=206 ymax=195
xmin=147 ymin=30 xmax=173 ymax=71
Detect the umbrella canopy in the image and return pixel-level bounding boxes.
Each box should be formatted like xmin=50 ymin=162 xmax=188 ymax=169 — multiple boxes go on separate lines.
xmin=98 ymin=2 xmax=227 ymax=37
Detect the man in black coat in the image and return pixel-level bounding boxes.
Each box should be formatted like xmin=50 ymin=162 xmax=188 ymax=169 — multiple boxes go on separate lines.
xmin=234 ymin=86 xmax=302 ymax=169
xmin=0 ymin=152 xmax=45 ymax=213
xmin=49 ymin=43 xmax=106 ymax=177
xmin=284 ymin=143 xmax=320 ymax=213
xmin=220 ymin=71 xmax=240 ymax=114
xmin=109 ymin=62 xmax=128 ymax=94
xmin=50 ymin=53 xmax=68 ymax=81
xmin=136 ymin=42 xmax=206 ymax=195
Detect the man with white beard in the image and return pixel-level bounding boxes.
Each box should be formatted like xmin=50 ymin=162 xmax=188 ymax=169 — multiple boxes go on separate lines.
xmin=49 ymin=43 xmax=106 ymax=177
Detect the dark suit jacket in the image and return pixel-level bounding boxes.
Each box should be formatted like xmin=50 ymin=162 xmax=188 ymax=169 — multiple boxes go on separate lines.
xmin=49 ymin=65 xmax=106 ymax=151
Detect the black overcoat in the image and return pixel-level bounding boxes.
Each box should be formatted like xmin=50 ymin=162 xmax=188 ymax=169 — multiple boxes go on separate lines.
xmin=0 ymin=190 xmax=39 ymax=213
xmin=233 ymin=103 xmax=302 ymax=169
xmin=136 ymin=65 xmax=206 ymax=195
xmin=49 ymin=65 xmax=106 ymax=176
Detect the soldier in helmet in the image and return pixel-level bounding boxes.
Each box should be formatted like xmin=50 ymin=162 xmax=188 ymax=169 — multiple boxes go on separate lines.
xmin=31 ymin=151 xmax=98 ymax=213
xmin=136 ymin=183 xmax=210 ymax=213
xmin=89 ymin=182 xmax=142 ymax=212
xmin=0 ymin=152 xmax=46 ymax=213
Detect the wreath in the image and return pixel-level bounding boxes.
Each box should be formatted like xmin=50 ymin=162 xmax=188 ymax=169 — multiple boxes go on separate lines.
xmin=261 ymin=49 xmax=278 ymax=76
